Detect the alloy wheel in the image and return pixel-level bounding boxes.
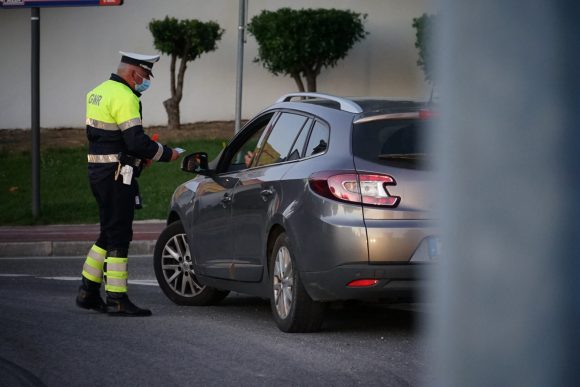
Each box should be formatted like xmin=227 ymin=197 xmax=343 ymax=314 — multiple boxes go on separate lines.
xmin=273 ymin=246 xmax=294 ymax=319
xmin=161 ymin=233 xmax=205 ymax=297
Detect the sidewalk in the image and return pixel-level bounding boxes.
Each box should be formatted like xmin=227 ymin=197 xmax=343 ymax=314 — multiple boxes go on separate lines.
xmin=0 ymin=221 xmax=166 ymax=257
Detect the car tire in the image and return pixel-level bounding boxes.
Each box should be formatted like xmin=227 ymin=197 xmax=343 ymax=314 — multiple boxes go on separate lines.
xmin=154 ymin=221 xmax=229 ymax=306
xmin=270 ymin=232 xmax=325 ymax=332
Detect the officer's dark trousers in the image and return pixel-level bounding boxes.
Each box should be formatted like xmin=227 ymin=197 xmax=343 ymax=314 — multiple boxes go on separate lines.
xmin=90 ymin=176 xmax=136 ymax=252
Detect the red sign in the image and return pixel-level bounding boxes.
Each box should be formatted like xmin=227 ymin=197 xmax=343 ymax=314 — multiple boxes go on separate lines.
xmin=0 ymin=0 xmax=123 ymax=7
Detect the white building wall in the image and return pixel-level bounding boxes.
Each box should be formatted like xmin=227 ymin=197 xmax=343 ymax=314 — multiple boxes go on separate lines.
xmin=0 ymin=0 xmax=430 ymax=129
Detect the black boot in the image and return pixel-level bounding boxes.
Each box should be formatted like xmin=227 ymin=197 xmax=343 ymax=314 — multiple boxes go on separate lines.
xmin=106 ymin=292 xmax=152 ymax=317
xmin=76 ymin=277 xmax=107 ymax=313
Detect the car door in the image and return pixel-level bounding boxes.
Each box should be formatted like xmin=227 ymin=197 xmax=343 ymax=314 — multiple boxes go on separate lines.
xmin=230 ymin=112 xmax=312 ymax=282
xmin=189 ymin=174 xmax=237 ymax=279
xmin=191 ymin=113 xmax=275 ymax=279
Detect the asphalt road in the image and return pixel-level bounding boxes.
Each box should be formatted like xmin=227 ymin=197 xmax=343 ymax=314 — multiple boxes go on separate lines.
xmin=0 ymin=256 xmax=431 ymax=387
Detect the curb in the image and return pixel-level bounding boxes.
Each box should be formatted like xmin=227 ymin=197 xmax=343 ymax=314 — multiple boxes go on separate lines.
xmin=0 ymin=240 xmax=157 ymax=258
xmin=0 ymin=220 xmax=165 ymax=258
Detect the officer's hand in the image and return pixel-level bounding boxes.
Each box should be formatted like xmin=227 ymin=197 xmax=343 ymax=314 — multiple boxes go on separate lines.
xmin=143 ymin=159 xmax=153 ymax=169
xmin=170 ymin=149 xmax=181 ymax=161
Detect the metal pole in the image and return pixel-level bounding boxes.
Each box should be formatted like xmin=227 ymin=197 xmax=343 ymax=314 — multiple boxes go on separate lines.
xmin=234 ymin=0 xmax=247 ymax=134
xmin=31 ymin=7 xmax=40 ymax=219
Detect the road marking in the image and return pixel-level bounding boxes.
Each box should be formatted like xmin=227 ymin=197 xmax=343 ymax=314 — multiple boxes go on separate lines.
xmin=0 ymin=274 xmax=31 ymax=277
xmin=0 ymin=274 xmax=158 ymax=286
xmin=128 ymin=279 xmax=158 ymax=286
xmin=39 ymin=276 xmax=158 ymax=286
xmin=0 ymin=255 xmax=152 ymax=260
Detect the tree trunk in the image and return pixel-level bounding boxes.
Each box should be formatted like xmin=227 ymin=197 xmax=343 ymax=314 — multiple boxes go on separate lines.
xmin=305 ymin=74 xmax=317 ymax=92
xmin=305 ymin=67 xmax=318 ymax=92
xmin=163 ymin=98 xmax=180 ymax=130
xmin=169 ymin=55 xmax=177 ymax=97
xmin=164 ymin=54 xmax=180 ymax=129
xmin=291 ymin=72 xmax=305 ymax=92
xmin=164 ymin=54 xmax=188 ymax=130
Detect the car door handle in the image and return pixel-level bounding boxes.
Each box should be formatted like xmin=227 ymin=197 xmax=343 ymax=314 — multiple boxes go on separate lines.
xmin=221 ymin=193 xmax=232 ymax=207
xmin=260 ymin=188 xmax=274 ymax=201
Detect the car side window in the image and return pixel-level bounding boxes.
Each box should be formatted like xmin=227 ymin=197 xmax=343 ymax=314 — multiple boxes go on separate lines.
xmin=305 ymin=121 xmax=329 ymax=156
xmin=225 ymin=114 xmax=274 ymax=172
xmin=254 ymin=113 xmax=309 ymax=168
xmin=287 ymin=118 xmax=313 ymax=161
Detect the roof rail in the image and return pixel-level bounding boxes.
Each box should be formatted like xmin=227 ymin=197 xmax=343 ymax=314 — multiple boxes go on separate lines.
xmin=276 ymin=92 xmax=363 ymax=114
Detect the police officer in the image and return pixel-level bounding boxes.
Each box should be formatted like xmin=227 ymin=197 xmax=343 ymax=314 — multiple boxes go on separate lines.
xmin=76 ymin=51 xmax=180 ymax=317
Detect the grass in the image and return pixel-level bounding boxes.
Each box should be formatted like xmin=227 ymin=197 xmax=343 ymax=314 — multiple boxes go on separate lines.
xmin=0 ymin=139 xmax=226 ymax=225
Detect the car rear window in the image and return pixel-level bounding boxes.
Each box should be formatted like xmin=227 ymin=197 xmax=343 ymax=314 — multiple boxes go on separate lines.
xmin=352 ymin=118 xmax=429 ymax=169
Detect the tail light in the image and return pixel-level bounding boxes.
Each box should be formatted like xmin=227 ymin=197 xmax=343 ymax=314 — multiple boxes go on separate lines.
xmin=309 ymin=172 xmax=400 ymax=207
xmin=419 ymin=109 xmax=437 ymax=119
xmin=347 ymin=279 xmax=379 ymax=288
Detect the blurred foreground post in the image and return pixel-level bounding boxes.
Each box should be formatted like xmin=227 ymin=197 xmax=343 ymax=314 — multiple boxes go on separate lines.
xmin=234 ymin=0 xmax=247 ymax=134
xmin=31 ymin=7 xmax=40 ymax=218
xmin=433 ymin=1 xmax=579 ymax=386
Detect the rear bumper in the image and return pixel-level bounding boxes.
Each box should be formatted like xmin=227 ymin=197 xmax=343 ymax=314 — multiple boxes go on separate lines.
xmin=301 ymin=263 xmax=433 ymax=302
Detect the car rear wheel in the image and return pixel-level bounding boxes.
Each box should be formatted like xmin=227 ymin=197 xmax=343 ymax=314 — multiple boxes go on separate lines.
xmin=154 ymin=221 xmax=229 ymax=306
xmin=270 ymin=232 xmax=325 ymax=332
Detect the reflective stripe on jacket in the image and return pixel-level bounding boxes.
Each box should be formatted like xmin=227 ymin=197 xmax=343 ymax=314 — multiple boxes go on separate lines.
xmin=86 ymin=74 xmax=171 ymax=182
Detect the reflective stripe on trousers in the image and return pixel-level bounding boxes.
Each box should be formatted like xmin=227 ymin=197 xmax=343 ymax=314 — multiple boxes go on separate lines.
xmin=81 ymin=244 xmax=106 ymax=283
xmin=104 ymin=256 xmax=128 ymax=293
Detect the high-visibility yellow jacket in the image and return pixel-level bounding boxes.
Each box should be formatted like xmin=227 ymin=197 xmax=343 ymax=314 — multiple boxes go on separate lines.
xmin=86 ymin=74 xmax=171 ymax=181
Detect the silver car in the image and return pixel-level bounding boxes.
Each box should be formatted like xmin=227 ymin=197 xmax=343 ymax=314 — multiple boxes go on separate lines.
xmin=154 ymin=93 xmax=438 ymax=332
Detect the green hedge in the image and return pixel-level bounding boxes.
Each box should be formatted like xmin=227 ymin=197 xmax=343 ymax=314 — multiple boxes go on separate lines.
xmin=0 ymin=139 xmax=225 ymax=225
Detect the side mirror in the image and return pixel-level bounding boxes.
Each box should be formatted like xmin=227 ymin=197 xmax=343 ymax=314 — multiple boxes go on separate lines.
xmin=181 ymin=152 xmax=211 ymax=175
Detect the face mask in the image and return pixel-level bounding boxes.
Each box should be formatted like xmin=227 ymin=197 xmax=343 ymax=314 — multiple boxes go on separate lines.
xmin=135 ymin=78 xmax=151 ymax=93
